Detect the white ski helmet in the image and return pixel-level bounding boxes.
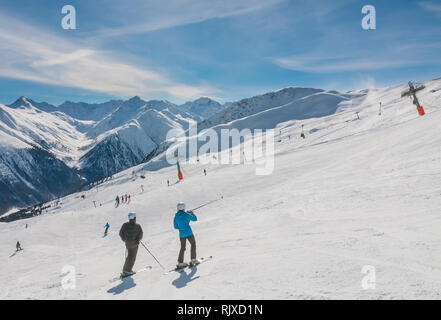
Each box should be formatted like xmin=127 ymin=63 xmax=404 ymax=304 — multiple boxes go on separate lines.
xmin=128 ymin=212 xmax=136 ymax=220
xmin=177 ymin=202 xmax=186 ymax=211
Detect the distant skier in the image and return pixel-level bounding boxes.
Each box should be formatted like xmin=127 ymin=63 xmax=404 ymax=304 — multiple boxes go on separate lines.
xmin=173 ymin=202 xmax=199 ymax=268
xmin=301 ymin=124 xmax=305 ymax=139
xmin=104 ymin=223 xmax=110 ymax=236
xmin=119 ymin=213 xmax=143 ymax=276
xmin=127 ymin=195 xmax=131 ymax=204
xmin=125 ymin=194 xmax=128 ymax=203
xmin=115 ymin=196 xmax=120 ymax=207
xmin=203 ymin=169 xmax=207 ymax=176
xmin=16 ymin=241 xmax=22 ymax=252
xmin=167 ymin=180 xmax=170 ymax=187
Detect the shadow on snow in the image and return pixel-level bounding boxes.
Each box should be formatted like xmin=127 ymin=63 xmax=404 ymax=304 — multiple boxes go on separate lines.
xmin=107 ymin=276 xmax=136 ymax=295
xmin=172 ymin=266 xmax=200 ymax=288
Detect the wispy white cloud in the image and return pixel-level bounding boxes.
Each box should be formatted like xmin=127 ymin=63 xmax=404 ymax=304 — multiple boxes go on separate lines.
xmin=0 ymin=12 xmax=216 ymax=100
xmin=419 ymin=1 xmax=441 ymax=15
xmin=94 ymin=0 xmax=283 ymax=37
xmin=308 ymin=0 xmax=351 ymax=20
xmin=273 ymin=52 xmax=434 ymax=73
xmin=31 ymin=49 xmax=95 ymax=67
xmin=269 ymin=0 xmax=441 ymax=75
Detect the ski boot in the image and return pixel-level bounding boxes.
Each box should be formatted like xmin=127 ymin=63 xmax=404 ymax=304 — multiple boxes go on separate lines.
xmin=189 ymin=259 xmax=200 ymax=267
xmin=176 ymin=262 xmax=188 ymax=270
xmin=121 ymin=270 xmax=136 ymax=278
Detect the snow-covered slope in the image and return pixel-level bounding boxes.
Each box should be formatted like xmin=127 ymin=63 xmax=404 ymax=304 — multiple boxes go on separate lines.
xmin=1 ymin=97 xmax=89 ymax=162
xmin=0 ymin=96 xmax=202 ymax=214
xmin=198 ymin=87 xmax=329 ymax=130
xmin=77 ymin=97 xmax=198 ymax=180
xmin=143 ymin=88 xmax=360 ymax=170
xmin=78 ymin=122 xmax=157 ymax=181
xmin=0 ymin=100 xmax=88 ymax=213
xmin=1 ymin=79 xmax=440 ymax=299
xmin=0 ymin=146 xmax=84 ymax=214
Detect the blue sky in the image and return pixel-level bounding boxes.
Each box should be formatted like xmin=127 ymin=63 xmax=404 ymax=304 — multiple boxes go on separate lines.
xmin=0 ymin=0 xmax=440 ymax=105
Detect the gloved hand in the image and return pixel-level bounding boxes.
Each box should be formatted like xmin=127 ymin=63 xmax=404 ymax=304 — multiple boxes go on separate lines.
xmin=187 ymin=210 xmax=194 ymax=215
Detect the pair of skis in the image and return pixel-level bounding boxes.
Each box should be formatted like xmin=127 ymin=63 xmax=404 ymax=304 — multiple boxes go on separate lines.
xmin=109 ymin=266 xmax=153 ymax=283
xmin=110 ymin=256 xmax=213 ymax=282
xmin=164 ymin=256 xmax=213 ymax=275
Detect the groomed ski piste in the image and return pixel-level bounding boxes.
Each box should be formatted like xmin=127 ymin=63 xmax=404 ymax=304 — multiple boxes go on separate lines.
xmin=1 ymin=79 xmax=441 ymax=299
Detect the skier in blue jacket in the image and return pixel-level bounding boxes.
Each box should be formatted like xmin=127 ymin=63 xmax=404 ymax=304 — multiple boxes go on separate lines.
xmin=174 ymin=202 xmax=199 ymax=268
xmin=104 ymin=223 xmax=110 ymax=236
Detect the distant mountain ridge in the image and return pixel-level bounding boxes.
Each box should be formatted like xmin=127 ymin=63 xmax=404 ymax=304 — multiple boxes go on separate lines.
xmin=144 ymin=87 xmax=355 ymax=167
xmin=3 ymin=79 xmax=436 ymax=215
xmin=0 ymin=95 xmax=226 ymax=214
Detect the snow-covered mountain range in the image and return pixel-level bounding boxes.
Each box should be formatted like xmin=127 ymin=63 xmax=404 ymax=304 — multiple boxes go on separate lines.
xmin=1 ymin=79 xmax=440 ymax=216
xmin=1 ymin=78 xmax=440 ymax=299
xmin=0 ymin=96 xmax=224 ymax=214
xmin=143 ymin=87 xmax=365 ymax=169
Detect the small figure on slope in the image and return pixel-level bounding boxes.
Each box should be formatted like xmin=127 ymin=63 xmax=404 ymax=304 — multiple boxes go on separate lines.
xmin=104 ymin=222 xmax=110 ymax=236
xmin=173 ymin=202 xmax=199 ymax=269
xmin=16 ymin=241 xmax=22 ymax=252
xmin=119 ymin=213 xmax=143 ymax=277
xmin=115 ymin=195 xmax=120 ymax=207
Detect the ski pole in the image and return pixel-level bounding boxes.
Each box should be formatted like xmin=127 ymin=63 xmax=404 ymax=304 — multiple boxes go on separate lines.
xmin=190 ymin=196 xmax=223 ymax=212
xmin=140 ymin=241 xmax=165 ymax=270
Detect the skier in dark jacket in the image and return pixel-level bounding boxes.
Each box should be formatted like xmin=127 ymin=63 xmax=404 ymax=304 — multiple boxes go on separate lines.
xmin=16 ymin=241 xmax=22 ymax=251
xmin=119 ymin=213 xmax=143 ymax=276
xmin=174 ymin=202 xmax=199 ymax=268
